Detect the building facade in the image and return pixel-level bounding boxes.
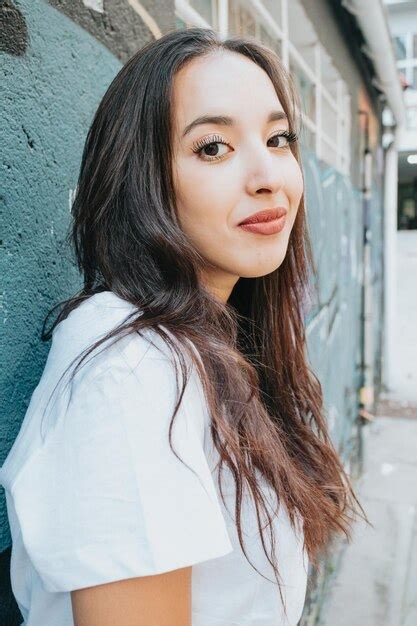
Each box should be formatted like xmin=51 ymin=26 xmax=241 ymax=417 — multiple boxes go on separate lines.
xmin=385 ymin=0 xmax=417 ymax=229
xmin=0 ymin=1 xmax=403 ymax=623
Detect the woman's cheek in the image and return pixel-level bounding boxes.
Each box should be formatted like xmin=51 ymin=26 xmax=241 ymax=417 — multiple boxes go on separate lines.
xmin=187 ymin=174 xmax=232 ymax=226
xmin=290 ymin=160 xmax=304 ymax=204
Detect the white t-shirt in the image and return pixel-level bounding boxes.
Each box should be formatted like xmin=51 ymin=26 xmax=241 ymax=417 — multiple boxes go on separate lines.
xmin=0 ymin=290 xmax=308 ymax=626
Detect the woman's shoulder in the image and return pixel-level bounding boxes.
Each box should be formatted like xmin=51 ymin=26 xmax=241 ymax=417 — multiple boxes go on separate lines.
xmin=0 ymin=292 xmax=199 ymax=491
xmin=49 ymin=290 xmax=177 ymax=381
xmin=52 ymin=290 xmax=147 ymax=356
xmin=45 ymin=290 xmax=200 ymax=418
xmin=0 ymin=293 xmax=232 ymax=591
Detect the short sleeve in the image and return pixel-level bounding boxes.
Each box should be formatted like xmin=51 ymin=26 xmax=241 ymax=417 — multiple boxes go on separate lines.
xmin=9 ymin=344 xmax=233 ymax=592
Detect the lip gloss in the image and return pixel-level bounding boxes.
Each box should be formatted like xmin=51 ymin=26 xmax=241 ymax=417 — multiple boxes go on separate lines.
xmin=238 ymin=215 xmax=286 ymax=235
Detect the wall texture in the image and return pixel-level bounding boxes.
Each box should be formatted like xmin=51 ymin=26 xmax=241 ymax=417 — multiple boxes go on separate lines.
xmin=0 ymin=0 xmax=174 ymax=622
xmin=300 ymin=148 xmax=384 ymax=625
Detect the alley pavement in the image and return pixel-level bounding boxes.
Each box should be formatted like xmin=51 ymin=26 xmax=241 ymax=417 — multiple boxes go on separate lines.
xmin=320 ymin=416 xmax=417 ymax=626
xmin=320 ymin=231 xmax=417 ymax=626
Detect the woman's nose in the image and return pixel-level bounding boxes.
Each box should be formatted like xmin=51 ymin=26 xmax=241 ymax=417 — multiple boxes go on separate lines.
xmin=244 ymin=146 xmax=286 ymax=196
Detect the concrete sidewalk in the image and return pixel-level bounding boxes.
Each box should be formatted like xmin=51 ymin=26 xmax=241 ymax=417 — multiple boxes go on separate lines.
xmin=320 ymin=230 xmax=417 ymax=626
xmin=320 ymin=415 xmax=417 ymax=626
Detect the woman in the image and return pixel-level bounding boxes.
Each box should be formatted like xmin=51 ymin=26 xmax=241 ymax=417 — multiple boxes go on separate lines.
xmin=0 ymin=27 xmax=360 ymax=626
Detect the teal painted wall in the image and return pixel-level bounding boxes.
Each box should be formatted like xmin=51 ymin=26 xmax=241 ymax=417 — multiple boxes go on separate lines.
xmin=0 ymin=0 xmax=122 ymax=552
xmin=300 ymin=148 xmax=384 ymax=625
xmin=303 ymin=150 xmax=365 ymax=454
xmin=0 ymin=0 xmax=173 ymax=621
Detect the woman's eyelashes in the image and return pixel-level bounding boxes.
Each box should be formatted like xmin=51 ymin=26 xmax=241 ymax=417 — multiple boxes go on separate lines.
xmin=191 ymin=130 xmax=298 ymax=162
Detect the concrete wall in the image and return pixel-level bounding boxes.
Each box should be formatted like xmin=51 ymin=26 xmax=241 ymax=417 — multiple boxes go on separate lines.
xmin=297 ymin=0 xmax=385 ymax=453
xmin=299 ymin=0 xmax=384 ymax=188
xmin=297 ymin=2 xmax=386 ymax=622
xmin=300 ymin=155 xmax=384 ymax=625
xmin=0 ymin=1 xmax=174 ymax=622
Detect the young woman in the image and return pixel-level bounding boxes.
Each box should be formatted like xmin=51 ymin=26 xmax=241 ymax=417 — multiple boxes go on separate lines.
xmin=0 ymin=27 xmax=360 ymax=626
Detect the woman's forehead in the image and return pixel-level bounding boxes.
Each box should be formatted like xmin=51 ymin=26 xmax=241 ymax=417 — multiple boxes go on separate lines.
xmin=171 ymin=51 xmax=284 ymax=131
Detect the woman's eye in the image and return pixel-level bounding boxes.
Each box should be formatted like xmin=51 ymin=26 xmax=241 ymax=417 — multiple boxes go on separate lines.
xmin=192 ymin=131 xmax=297 ymax=162
xmin=200 ymin=142 xmax=230 ymax=159
xmin=192 ymin=135 xmax=231 ymax=161
xmin=267 ymin=132 xmax=294 ymax=148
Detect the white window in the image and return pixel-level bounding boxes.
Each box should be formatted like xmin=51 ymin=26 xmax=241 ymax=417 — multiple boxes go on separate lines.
xmin=175 ymin=0 xmax=351 ymax=175
xmin=392 ymin=31 xmax=417 ymax=91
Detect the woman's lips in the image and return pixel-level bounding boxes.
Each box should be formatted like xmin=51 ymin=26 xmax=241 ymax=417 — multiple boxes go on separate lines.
xmin=238 ymin=215 xmax=286 ymax=235
xmin=237 ymin=206 xmax=287 ymax=234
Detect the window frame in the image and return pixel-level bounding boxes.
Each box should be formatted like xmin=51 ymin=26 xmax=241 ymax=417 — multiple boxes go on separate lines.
xmin=175 ymin=0 xmax=351 ymax=175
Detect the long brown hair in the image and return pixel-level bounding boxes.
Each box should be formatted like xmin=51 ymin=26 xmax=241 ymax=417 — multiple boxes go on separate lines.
xmin=42 ymin=27 xmax=361 ymax=591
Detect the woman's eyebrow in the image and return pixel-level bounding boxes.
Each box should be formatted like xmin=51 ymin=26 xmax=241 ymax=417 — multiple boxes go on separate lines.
xmin=182 ymin=110 xmax=288 ymax=137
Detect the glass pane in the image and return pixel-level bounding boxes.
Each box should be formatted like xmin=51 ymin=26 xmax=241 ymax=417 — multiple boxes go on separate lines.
xmin=189 ymin=0 xmax=215 ymax=25
xmin=393 ymin=35 xmax=407 ymax=61
xmin=413 ymin=66 xmax=417 ymax=90
xmin=258 ymin=23 xmax=281 ymax=56
xmin=406 ymin=105 xmax=417 ymax=128
xmin=299 ymin=123 xmax=315 ymax=151
xmin=228 ymin=0 xmax=257 ymax=37
xmin=262 ymin=0 xmax=282 ymax=26
xmin=322 ymin=98 xmax=338 ymax=146
xmin=290 ymin=60 xmax=316 ymax=120
xmin=413 ymin=33 xmax=417 ymax=58
xmin=321 ymin=49 xmax=340 ymax=101
xmin=321 ymin=139 xmax=338 ymax=169
xmin=175 ymin=15 xmax=187 ymax=29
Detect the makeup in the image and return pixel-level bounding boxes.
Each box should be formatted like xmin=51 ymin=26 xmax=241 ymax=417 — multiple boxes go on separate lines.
xmin=238 ymin=207 xmax=287 ymax=235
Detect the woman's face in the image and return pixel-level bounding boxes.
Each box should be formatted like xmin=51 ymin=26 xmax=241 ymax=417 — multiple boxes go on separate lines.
xmin=171 ymin=50 xmax=304 ymax=303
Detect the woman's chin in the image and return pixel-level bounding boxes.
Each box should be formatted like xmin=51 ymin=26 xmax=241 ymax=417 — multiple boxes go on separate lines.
xmin=237 ymin=264 xmax=283 ymax=279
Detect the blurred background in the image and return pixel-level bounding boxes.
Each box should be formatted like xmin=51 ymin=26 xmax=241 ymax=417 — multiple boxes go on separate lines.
xmin=0 ymin=1 xmax=416 ymax=624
